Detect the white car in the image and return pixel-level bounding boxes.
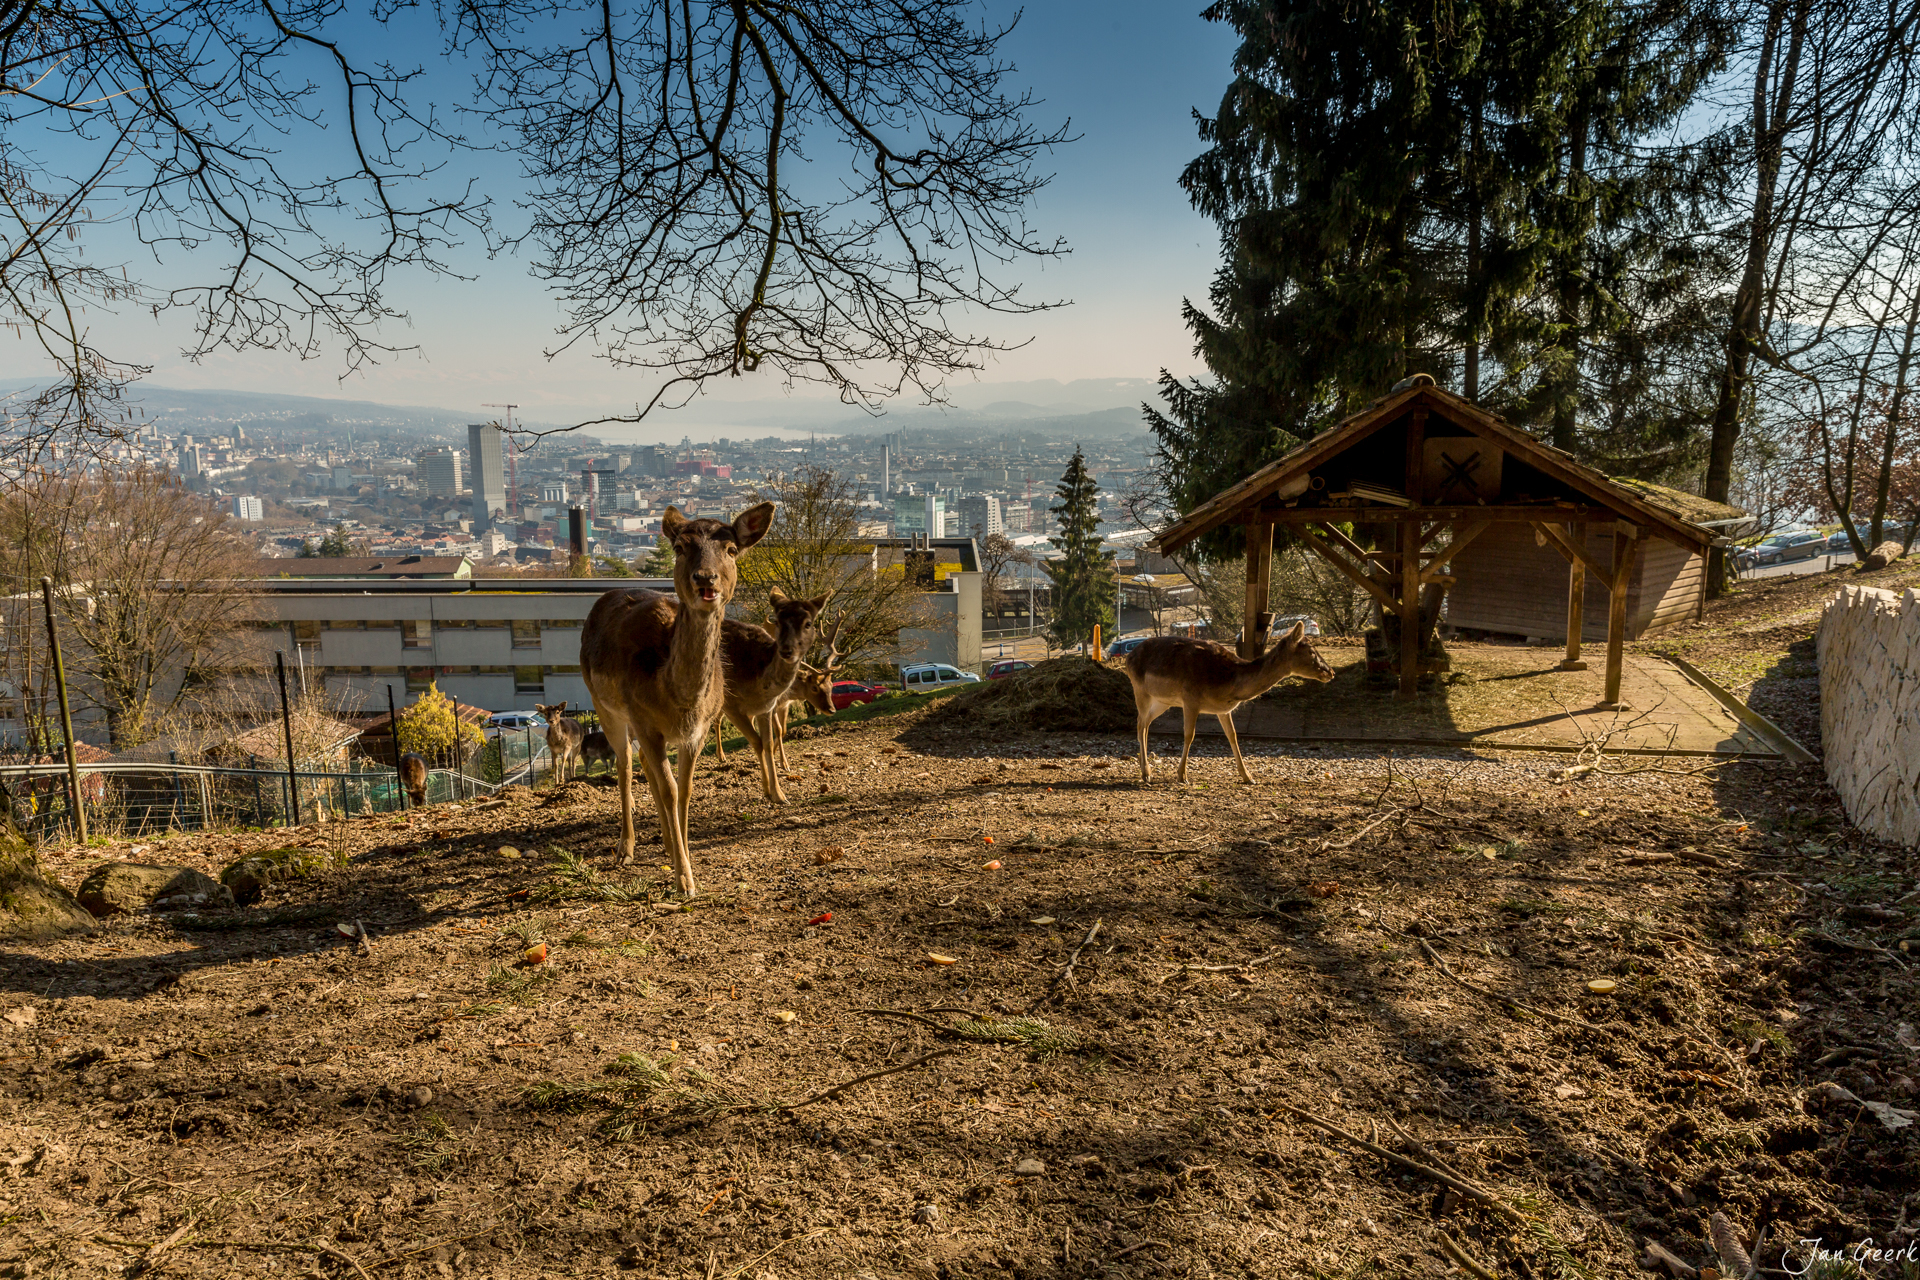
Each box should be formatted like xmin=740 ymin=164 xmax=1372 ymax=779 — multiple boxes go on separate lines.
xmin=485 ymin=710 xmax=548 ymax=738
xmin=899 ymin=663 xmax=980 ymax=693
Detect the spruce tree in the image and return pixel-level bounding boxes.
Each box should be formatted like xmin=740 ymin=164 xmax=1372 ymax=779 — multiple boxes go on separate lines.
xmin=1042 ymin=448 xmax=1113 ymax=651
xmin=641 ymin=538 xmax=676 ymax=576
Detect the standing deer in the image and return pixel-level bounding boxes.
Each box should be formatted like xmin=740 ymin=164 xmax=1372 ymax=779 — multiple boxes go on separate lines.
xmin=1124 ymin=624 xmax=1336 ymax=784
xmin=720 ymin=596 xmax=833 ymax=802
xmin=579 ymin=728 xmax=614 ymax=775
xmin=535 ymin=702 xmax=586 ymax=784
xmin=398 ymin=752 xmax=429 ymax=807
xmin=767 ymin=619 xmax=849 ymax=773
xmin=581 ymin=502 xmax=775 ymax=894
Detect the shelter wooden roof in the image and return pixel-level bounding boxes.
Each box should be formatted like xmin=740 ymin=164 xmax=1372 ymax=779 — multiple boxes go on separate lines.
xmin=1152 ymin=378 xmax=1723 ymax=556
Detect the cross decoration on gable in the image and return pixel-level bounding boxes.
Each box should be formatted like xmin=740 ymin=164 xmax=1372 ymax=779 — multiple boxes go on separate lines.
xmin=1435 ymin=449 xmax=1482 ymax=503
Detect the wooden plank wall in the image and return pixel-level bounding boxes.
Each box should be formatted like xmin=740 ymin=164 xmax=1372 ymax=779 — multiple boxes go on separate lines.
xmin=1445 ymin=523 xmax=1703 ymax=640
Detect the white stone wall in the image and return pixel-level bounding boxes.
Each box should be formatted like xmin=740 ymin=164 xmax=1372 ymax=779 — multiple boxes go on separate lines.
xmin=1817 ymin=584 xmax=1920 ymax=846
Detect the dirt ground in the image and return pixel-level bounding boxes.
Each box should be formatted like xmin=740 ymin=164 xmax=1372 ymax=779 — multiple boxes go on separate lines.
xmin=4 ymin=566 xmax=1919 ymax=1280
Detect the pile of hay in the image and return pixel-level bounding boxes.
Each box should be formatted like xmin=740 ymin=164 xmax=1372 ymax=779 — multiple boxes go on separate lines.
xmin=929 ymin=658 xmax=1135 ymax=734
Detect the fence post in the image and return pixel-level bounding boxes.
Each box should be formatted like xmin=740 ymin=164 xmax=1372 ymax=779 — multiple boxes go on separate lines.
xmin=39 ymin=577 xmax=87 ymax=845
xmin=386 ymin=683 xmax=407 ymax=812
xmin=251 ymin=753 xmax=262 ymax=828
xmin=276 ymin=651 xmax=302 ymax=827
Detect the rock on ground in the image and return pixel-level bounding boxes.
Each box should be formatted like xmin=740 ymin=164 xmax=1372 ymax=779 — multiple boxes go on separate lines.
xmin=77 ymin=862 xmax=231 ymax=917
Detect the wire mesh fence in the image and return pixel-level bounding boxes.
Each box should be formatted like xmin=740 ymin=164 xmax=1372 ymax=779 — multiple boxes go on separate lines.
xmin=0 ymin=729 xmax=555 ymax=842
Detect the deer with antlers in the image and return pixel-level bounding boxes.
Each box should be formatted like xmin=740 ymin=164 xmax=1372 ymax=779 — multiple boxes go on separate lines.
xmin=581 ymin=502 xmax=775 ymax=894
xmin=1124 ymin=624 xmax=1336 ymax=785
xmin=770 ymin=613 xmax=850 ymax=773
xmin=718 ymin=589 xmax=834 ymax=803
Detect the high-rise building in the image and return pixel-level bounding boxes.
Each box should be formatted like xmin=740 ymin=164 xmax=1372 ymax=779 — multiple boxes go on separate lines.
xmin=892 ymin=492 xmax=945 ymax=535
xmin=332 ymin=465 xmax=352 ymax=491
xmin=955 ymin=494 xmax=1003 ymax=537
xmin=419 ymin=446 xmax=463 ymax=497
xmin=231 ymin=495 xmax=264 ymax=521
xmin=468 ymin=422 xmax=507 ymax=525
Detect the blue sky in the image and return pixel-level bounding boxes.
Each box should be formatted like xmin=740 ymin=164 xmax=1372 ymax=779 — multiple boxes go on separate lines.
xmin=12 ymin=2 xmax=1238 ymax=420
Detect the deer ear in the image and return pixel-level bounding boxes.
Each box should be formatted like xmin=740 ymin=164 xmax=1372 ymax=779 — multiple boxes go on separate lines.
xmin=1283 ymin=620 xmax=1306 ymax=644
xmin=768 ymin=586 xmax=789 ymax=606
xmin=806 ymin=590 xmax=833 ymax=612
xmin=661 ymin=506 xmax=688 ymax=538
xmin=731 ymin=501 xmax=776 ymax=549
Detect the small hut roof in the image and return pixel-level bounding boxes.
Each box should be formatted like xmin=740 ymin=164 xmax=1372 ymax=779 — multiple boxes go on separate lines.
xmin=1152 ymin=379 xmax=1724 ymax=555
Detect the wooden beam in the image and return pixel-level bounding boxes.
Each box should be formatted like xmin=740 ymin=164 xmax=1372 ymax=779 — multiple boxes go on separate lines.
xmin=1398 ymin=518 xmax=1421 ymax=699
xmin=1251 ymin=505 xmax=1609 ymax=525
xmin=1531 ymin=520 xmax=1613 ymax=580
xmin=1299 ymin=527 xmax=1395 ymax=608
xmin=1243 ymin=521 xmax=1274 ymax=659
xmin=1421 ymin=520 xmax=1490 ymax=583
xmin=1562 ymin=523 xmax=1587 ymax=671
xmin=1603 ymin=526 xmax=1640 ymax=706
xmin=1404 ymin=408 xmax=1429 ymax=506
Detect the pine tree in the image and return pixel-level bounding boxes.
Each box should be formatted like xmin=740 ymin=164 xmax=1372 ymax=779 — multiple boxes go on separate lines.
xmin=641 ymin=538 xmax=676 ymax=575
xmin=317 ymin=524 xmax=357 ymax=557
xmin=1042 ymin=448 xmax=1113 ymax=650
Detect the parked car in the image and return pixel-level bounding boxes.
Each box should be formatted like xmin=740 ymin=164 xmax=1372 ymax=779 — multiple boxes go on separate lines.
xmin=987 ymin=660 xmax=1034 ymax=680
xmin=1826 ymin=528 xmax=1855 ymax=552
xmin=1270 ymin=613 xmax=1323 ymax=637
xmin=484 ymin=710 xmax=547 ymax=738
xmin=829 ymin=680 xmax=884 ymax=710
xmin=899 ymin=663 xmax=981 ymax=693
xmin=1736 ymin=529 xmax=1825 ymax=569
xmin=1106 ymin=636 xmax=1152 ymax=660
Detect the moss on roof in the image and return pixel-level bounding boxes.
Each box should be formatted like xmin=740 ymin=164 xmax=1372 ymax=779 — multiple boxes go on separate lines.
xmin=1608 ymin=478 xmax=1746 ymax=525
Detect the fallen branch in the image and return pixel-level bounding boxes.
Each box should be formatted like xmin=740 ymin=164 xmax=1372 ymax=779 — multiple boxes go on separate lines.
xmin=1153 ymin=947 xmax=1288 ymax=985
xmin=1271 ymin=1103 xmax=1526 ymax=1224
xmin=1410 ymin=937 xmax=1599 ymax=1030
xmin=1438 ymin=1232 xmax=1500 ymax=1280
xmin=1052 ymin=918 xmax=1102 ymax=992
xmin=782 ymin=1048 xmax=958 ymax=1109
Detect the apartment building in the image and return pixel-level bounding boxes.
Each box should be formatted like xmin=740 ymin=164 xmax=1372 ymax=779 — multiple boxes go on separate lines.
xmin=419 ymin=447 xmax=464 ymax=497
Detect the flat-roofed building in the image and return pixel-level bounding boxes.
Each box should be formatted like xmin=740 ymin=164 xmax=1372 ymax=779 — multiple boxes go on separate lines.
xmin=419 ymin=447 xmax=463 ymax=497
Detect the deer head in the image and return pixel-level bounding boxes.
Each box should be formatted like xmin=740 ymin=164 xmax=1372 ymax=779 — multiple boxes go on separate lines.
xmin=534 ymin=702 xmax=569 ymax=723
xmin=792 ymin=613 xmax=849 ymax=714
xmin=662 ymin=502 xmax=776 ymax=612
xmin=1270 ymin=621 xmax=1336 ymax=683
xmin=766 ymin=586 xmax=834 ymax=664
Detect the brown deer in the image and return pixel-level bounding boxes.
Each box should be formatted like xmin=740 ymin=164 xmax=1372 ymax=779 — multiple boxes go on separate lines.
xmin=581 ymin=502 xmax=775 ymax=894
xmin=1124 ymin=624 xmax=1336 ymax=785
xmin=767 ymin=620 xmax=849 ymax=773
xmin=720 ymin=589 xmax=833 ymax=803
xmin=535 ymin=702 xmax=585 ymax=784
xmin=579 ymin=728 xmax=614 ymax=775
xmin=398 ymin=752 xmax=428 ymax=807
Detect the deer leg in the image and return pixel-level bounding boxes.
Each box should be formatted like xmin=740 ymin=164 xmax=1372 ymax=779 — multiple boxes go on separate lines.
xmin=632 ymin=735 xmax=677 ymax=875
xmin=1178 ymin=704 xmax=1199 ymax=784
xmin=713 ymin=718 xmax=728 ymax=764
xmin=1133 ymin=688 xmax=1157 ymax=783
xmin=772 ymin=707 xmax=790 ymax=773
xmin=1218 ymin=712 xmax=1253 ymax=784
xmin=755 ymin=715 xmax=787 ymax=804
xmin=605 ymin=713 xmax=637 ymax=866
xmin=671 ymin=738 xmax=699 ymax=896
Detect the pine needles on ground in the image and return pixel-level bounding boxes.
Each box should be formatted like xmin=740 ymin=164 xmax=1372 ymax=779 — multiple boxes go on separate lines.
xmin=949 ymin=1016 xmax=1082 ymax=1059
xmin=533 ymin=847 xmax=655 ymax=904
xmin=525 ymin=1054 xmax=765 ymax=1140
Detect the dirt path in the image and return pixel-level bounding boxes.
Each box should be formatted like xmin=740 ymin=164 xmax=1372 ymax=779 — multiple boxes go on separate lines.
xmin=4 ymin=687 xmax=1915 ymax=1279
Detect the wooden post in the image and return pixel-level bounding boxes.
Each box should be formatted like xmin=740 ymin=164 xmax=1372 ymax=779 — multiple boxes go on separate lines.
xmin=1603 ymin=524 xmax=1639 ymax=707
xmin=1560 ymin=522 xmax=1588 ymax=671
xmin=38 ymin=578 xmax=87 ymax=845
xmin=387 ymin=683 xmax=406 ymax=811
xmin=276 ymin=650 xmax=302 ymax=827
xmin=1242 ymin=521 xmax=1274 ymax=658
xmin=1398 ymin=520 xmax=1422 ymax=699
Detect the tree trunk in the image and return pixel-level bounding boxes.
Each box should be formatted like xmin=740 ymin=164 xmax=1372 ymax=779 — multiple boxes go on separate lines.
xmin=0 ymin=815 xmax=97 ymax=940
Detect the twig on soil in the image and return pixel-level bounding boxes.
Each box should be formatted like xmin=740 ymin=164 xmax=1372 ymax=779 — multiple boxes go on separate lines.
xmin=782 ymin=1048 xmax=959 ymax=1109
xmin=1806 ymin=928 xmax=1909 ymax=965
xmin=1109 ymin=1240 xmax=1173 ymax=1261
xmin=1438 ymin=1232 xmax=1500 ymax=1280
xmin=717 ymin=1229 xmax=830 ymax=1279
xmin=1407 ymin=935 xmax=1600 ymax=1030
xmin=138 ymin=1219 xmax=195 ymax=1272
xmin=1271 ymin=1103 xmax=1526 ymax=1224
xmin=1152 ymin=947 xmax=1288 ymax=984
xmin=1052 ymin=918 xmax=1103 ymax=991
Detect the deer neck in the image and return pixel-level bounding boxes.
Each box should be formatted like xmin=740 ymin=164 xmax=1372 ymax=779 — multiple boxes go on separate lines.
xmin=1231 ymin=642 xmax=1298 ymax=701
xmin=665 ymin=600 xmax=726 ymax=707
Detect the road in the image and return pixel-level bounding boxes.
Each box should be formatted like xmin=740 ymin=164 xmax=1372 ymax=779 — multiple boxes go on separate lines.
xmin=1738 ymin=548 xmax=1855 ymax=581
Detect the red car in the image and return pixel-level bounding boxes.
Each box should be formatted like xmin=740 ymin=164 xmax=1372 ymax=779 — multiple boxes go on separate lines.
xmin=988 ymin=659 xmax=1034 ymax=680
xmin=829 ymin=680 xmax=883 ymax=710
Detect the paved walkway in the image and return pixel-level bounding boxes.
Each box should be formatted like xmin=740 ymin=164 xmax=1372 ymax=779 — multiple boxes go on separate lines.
xmin=1147 ymin=642 xmax=1779 ymax=757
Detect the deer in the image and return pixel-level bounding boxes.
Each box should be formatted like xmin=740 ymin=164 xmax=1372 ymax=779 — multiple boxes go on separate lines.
xmin=581 ymin=502 xmax=776 ymax=894
xmin=717 ymin=589 xmax=833 ymax=803
xmin=579 ymin=728 xmax=614 ymax=776
xmin=535 ymin=702 xmax=586 ymax=785
xmin=765 ymin=618 xmax=849 ymax=773
xmin=398 ymin=752 xmax=428 ymax=807
xmin=1124 ymin=623 xmax=1336 ymax=785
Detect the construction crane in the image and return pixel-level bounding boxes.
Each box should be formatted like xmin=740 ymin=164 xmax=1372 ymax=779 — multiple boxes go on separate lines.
xmin=482 ymin=403 xmax=520 ymax=513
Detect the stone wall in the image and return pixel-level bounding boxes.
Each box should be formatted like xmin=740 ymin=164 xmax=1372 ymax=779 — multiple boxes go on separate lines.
xmin=1817 ymin=584 xmax=1920 ymax=846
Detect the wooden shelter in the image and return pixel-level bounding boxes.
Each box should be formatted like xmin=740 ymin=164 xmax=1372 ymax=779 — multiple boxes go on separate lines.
xmin=1151 ymin=375 xmax=1734 ymax=703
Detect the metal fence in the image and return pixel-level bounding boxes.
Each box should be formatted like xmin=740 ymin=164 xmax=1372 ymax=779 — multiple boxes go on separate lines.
xmin=0 ymin=730 xmax=553 ymax=841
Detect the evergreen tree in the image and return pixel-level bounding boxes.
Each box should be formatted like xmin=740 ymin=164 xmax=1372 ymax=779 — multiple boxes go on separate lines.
xmin=641 ymin=538 xmax=676 ymax=575
xmin=316 ymin=524 xmax=357 ymax=557
xmin=295 ymin=539 xmax=318 ymax=559
xmin=1042 ymin=448 xmax=1113 ymax=650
